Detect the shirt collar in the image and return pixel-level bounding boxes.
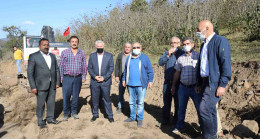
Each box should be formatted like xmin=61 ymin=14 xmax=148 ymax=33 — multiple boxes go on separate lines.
xmin=70 ymin=48 xmax=80 ymax=54
xmin=184 ymin=49 xmax=194 ymax=56
xmin=131 ymin=53 xmax=141 ymax=59
xmin=97 ymin=52 xmax=104 ymax=56
xmin=205 ymin=32 xmax=215 ymax=43
xmin=40 ymin=51 xmax=50 ymax=56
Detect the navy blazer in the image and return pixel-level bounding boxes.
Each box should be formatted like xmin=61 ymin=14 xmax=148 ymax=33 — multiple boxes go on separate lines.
xmin=197 ymin=34 xmax=232 ymax=91
xmin=88 ymin=51 xmax=114 ymax=86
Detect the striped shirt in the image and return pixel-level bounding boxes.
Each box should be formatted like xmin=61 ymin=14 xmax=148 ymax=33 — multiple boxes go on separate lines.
xmin=174 ymin=51 xmax=199 ymax=85
xmin=59 ymin=48 xmax=87 ymax=80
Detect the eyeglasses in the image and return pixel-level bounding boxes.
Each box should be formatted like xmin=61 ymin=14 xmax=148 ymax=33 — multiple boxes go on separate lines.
xmin=133 ymin=46 xmax=141 ymax=49
xmin=171 ymin=42 xmax=180 ymax=44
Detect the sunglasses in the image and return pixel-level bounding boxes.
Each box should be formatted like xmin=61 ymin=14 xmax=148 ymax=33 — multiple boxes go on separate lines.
xmin=133 ymin=46 xmax=141 ymax=49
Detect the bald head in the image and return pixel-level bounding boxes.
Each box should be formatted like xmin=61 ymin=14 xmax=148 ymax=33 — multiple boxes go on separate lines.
xmin=197 ymin=20 xmax=214 ymax=39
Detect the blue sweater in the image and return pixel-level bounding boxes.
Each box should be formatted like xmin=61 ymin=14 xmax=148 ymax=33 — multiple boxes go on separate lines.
xmin=122 ymin=53 xmax=154 ymax=88
xmin=128 ymin=57 xmax=142 ymax=86
xmin=158 ymin=49 xmax=184 ymax=80
xmin=197 ymin=34 xmax=232 ymax=91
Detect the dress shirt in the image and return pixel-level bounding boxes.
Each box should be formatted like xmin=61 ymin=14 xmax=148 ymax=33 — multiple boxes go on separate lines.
xmin=40 ymin=51 xmax=51 ymax=69
xmin=59 ymin=48 xmax=87 ymax=80
xmin=200 ymin=32 xmax=215 ymax=77
xmin=97 ymin=53 xmax=104 ymax=76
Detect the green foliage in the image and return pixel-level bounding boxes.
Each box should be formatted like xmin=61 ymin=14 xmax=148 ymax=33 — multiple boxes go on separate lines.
xmin=152 ymin=0 xmax=167 ymax=7
xmin=55 ymin=0 xmax=259 ymax=56
xmin=2 ymin=26 xmax=27 ymax=50
xmin=130 ymin=0 xmax=148 ymax=12
xmin=243 ymin=2 xmax=260 ymax=41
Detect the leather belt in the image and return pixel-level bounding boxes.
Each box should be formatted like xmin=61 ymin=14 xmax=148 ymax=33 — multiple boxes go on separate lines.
xmin=180 ymin=82 xmax=196 ymax=88
xmin=64 ymin=74 xmax=82 ymax=78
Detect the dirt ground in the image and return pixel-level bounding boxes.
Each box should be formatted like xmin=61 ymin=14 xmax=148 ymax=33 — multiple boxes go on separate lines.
xmin=0 ymin=60 xmax=259 ymax=139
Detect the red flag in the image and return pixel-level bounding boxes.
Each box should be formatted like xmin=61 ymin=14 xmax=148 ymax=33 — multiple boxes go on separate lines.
xmin=64 ymin=27 xmax=70 ymax=36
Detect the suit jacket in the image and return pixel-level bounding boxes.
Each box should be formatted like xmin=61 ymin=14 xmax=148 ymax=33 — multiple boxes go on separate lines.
xmin=88 ymin=51 xmax=114 ymax=86
xmin=27 ymin=51 xmax=60 ymax=90
xmin=197 ymin=34 xmax=232 ymax=91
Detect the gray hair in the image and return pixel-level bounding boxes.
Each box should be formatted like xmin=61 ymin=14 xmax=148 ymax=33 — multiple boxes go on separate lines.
xmin=171 ymin=36 xmax=180 ymax=42
xmin=182 ymin=37 xmax=194 ymax=43
xmin=132 ymin=42 xmax=142 ymax=48
xmin=125 ymin=42 xmax=132 ymax=46
xmin=95 ymin=40 xmax=105 ymax=46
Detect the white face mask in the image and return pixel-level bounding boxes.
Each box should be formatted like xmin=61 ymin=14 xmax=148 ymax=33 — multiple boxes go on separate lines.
xmin=132 ymin=49 xmax=141 ymax=55
xmin=183 ymin=45 xmax=192 ymax=52
xmin=196 ymin=29 xmax=207 ymax=41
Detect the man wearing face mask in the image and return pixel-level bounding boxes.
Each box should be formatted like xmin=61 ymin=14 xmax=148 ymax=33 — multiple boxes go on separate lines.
xmin=171 ymin=37 xmax=202 ymax=134
xmin=122 ymin=42 xmax=154 ymax=127
xmin=59 ymin=36 xmax=87 ymax=121
xmin=88 ymin=40 xmax=114 ymax=123
xmin=196 ymin=20 xmax=231 ymax=139
xmin=158 ymin=37 xmax=184 ymax=127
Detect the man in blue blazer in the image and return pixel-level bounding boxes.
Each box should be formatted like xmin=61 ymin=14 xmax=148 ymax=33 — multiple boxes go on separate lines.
xmin=196 ymin=20 xmax=232 ymax=139
xmin=88 ymin=40 xmax=114 ymax=123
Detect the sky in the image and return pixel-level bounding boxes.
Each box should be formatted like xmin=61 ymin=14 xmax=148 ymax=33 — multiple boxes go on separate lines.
xmin=0 ymin=0 xmax=132 ymax=39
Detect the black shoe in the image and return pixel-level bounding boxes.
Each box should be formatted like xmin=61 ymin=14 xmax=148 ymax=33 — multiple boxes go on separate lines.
xmin=108 ymin=118 xmax=114 ymax=123
xmin=91 ymin=116 xmax=99 ymax=122
xmin=47 ymin=119 xmax=60 ymax=124
xmin=38 ymin=123 xmax=46 ymax=129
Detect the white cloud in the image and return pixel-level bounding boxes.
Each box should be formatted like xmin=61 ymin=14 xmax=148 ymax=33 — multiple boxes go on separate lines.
xmin=22 ymin=21 xmax=35 ymax=25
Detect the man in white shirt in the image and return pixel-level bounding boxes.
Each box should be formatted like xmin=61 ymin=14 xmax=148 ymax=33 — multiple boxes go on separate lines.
xmin=88 ymin=40 xmax=114 ymax=123
xmin=27 ymin=38 xmax=60 ymax=128
xmin=196 ymin=20 xmax=231 ymax=139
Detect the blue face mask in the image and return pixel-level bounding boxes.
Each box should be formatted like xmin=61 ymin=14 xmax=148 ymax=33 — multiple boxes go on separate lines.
xmin=196 ymin=29 xmax=207 ymax=41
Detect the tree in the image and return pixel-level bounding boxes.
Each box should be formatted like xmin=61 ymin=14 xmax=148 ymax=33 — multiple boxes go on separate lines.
xmin=130 ymin=0 xmax=148 ymax=12
xmin=2 ymin=26 xmax=27 ymax=49
xmin=152 ymin=0 xmax=167 ymax=7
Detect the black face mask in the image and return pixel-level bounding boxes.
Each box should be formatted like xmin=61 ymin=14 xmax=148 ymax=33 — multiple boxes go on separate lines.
xmin=97 ymin=48 xmax=104 ymax=53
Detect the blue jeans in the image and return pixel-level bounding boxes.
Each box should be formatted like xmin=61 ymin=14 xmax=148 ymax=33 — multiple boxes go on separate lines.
xmin=128 ymin=86 xmax=146 ymax=121
xmin=117 ymin=81 xmax=126 ymax=109
xmin=62 ymin=76 xmax=82 ymax=116
xmin=162 ymin=80 xmax=179 ymax=125
xmin=16 ymin=59 xmax=22 ymax=73
xmin=176 ymin=84 xmax=203 ymax=130
xmin=200 ymin=86 xmax=220 ymax=139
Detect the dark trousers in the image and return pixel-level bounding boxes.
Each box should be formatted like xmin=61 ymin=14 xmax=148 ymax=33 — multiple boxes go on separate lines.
xmin=117 ymin=80 xmax=126 ymax=109
xmin=36 ymin=84 xmax=56 ymax=125
xmin=162 ymin=80 xmax=179 ymax=125
xmin=200 ymin=81 xmax=220 ymax=139
xmin=91 ymin=85 xmax=113 ymax=118
xmin=62 ymin=76 xmax=82 ymax=116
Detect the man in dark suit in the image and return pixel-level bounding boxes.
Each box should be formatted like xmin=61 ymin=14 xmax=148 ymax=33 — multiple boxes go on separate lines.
xmin=196 ymin=20 xmax=232 ymax=139
xmin=27 ymin=38 xmax=60 ymax=128
xmin=88 ymin=40 xmax=114 ymax=123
